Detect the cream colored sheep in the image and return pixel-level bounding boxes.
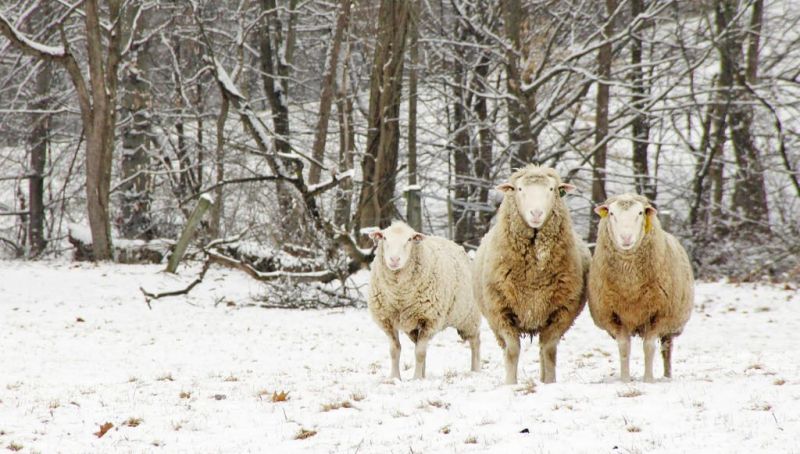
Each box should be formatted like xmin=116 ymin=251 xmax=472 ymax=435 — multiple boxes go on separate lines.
xmin=588 ymin=193 xmax=694 ymax=382
xmin=368 ymin=221 xmax=481 ymax=380
xmin=474 ymin=165 xmax=590 ymax=384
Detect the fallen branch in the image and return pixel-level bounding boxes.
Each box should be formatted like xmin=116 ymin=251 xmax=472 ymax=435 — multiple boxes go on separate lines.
xmin=140 ymin=258 xmax=212 ymax=309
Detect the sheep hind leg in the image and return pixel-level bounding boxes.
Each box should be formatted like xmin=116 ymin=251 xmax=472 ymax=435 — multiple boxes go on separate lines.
xmin=643 ymin=336 xmax=657 ymax=383
xmin=661 ymin=335 xmax=673 ymax=378
xmin=617 ymin=333 xmax=632 ymax=382
xmin=413 ymin=334 xmax=431 ymax=379
xmin=468 ymin=334 xmax=481 ymax=372
xmin=501 ymin=332 xmax=521 ymax=385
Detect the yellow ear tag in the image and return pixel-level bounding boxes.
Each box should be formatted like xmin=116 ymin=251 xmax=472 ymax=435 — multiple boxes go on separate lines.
xmin=644 ymin=214 xmax=653 ymax=233
xmin=598 ymin=209 xmax=608 ymax=218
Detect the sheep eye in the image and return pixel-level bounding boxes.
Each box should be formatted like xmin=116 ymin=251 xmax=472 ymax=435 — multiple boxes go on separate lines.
xmin=549 ymin=187 xmax=553 ymax=191
xmin=638 ymin=211 xmax=643 ymax=215
xmin=517 ymin=187 xmax=522 ymax=191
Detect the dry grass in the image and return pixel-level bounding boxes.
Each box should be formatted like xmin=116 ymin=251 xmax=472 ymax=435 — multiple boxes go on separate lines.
xmin=179 ymin=391 xmax=192 ymax=399
xmin=626 ymin=425 xmax=642 ymax=433
xmin=295 ymin=428 xmax=317 ymax=440
xmin=750 ymin=402 xmax=772 ymax=411
xmin=516 ymin=378 xmax=537 ymax=395
xmin=439 ymin=425 xmax=451 ymax=434
xmin=419 ymin=399 xmax=450 ymax=410
xmin=617 ymin=388 xmax=643 ymax=398
xmin=774 ymin=378 xmax=786 ymax=386
xmin=123 ymin=417 xmax=143 ymax=427
xmin=321 ymin=400 xmax=353 ymax=412
xmin=350 ymin=392 xmax=365 ymax=402
xmin=156 ymin=373 xmax=174 ymax=382
xmin=464 ymin=436 xmax=478 ymax=444
xmin=7 ymin=442 xmax=23 ymax=452
xmin=223 ymin=374 xmax=239 ymax=382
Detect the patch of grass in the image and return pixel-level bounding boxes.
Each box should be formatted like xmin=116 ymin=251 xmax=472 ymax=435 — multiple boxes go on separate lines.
xmin=179 ymin=391 xmax=192 ymax=399
xmin=617 ymin=387 xmax=643 ymax=398
xmin=626 ymin=425 xmax=641 ymax=433
xmin=258 ymin=390 xmax=290 ymax=402
xmin=295 ymin=428 xmax=317 ymax=440
xmin=419 ymin=399 xmax=450 ymax=410
xmin=128 ymin=377 xmax=138 ymax=383
xmin=123 ymin=417 xmax=143 ymax=427
xmin=516 ymin=378 xmax=537 ymax=395
xmin=223 ymin=374 xmax=239 ymax=382
xmin=774 ymin=378 xmax=786 ymax=386
xmin=464 ymin=436 xmax=478 ymax=444
xmin=321 ymin=400 xmax=353 ymax=412
xmin=350 ymin=392 xmax=365 ymax=402
xmin=745 ymin=363 xmax=764 ymax=372
xmin=172 ymin=420 xmax=183 ymax=431
xmin=48 ymin=399 xmax=60 ymax=409
xmin=439 ymin=425 xmax=451 ymax=434
xmin=750 ymin=402 xmax=772 ymax=411
xmin=156 ymin=373 xmax=174 ymax=382
xmin=7 ymin=442 xmax=23 ymax=452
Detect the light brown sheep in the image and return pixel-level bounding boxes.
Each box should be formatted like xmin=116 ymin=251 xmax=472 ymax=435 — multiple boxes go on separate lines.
xmin=474 ymin=165 xmax=590 ymax=384
xmin=588 ymin=193 xmax=694 ymax=382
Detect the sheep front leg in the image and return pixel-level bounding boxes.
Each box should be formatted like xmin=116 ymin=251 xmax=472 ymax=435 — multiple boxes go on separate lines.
xmin=643 ymin=336 xmax=657 ymax=382
xmin=617 ymin=333 xmax=632 ymax=382
xmin=501 ymin=332 xmax=521 ymax=385
xmin=413 ymin=334 xmax=431 ymax=379
xmin=539 ymin=337 xmax=559 ymax=384
xmin=382 ymin=326 xmax=402 ymax=380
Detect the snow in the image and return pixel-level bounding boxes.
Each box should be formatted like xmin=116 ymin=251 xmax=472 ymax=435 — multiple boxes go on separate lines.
xmin=307 ymin=169 xmax=355 ymax=194
xmin=199 ymin=193 xmax=215 ymax=205
xmin=0 ymin=15 xmax=65 ymax=57
xmin=67 ymin=223 xmax=93 ymax=244
xmin=1 ymin=261 xmax=799 ymax=452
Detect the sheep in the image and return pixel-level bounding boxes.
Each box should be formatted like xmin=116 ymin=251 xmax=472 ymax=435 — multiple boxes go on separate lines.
xmin=588 ymin=193 xmax=694 ymax=383
xmin=473 ymin=165 xmax=590 ymax=384
xmin=367 ymin=221 xmax=481 ymax=380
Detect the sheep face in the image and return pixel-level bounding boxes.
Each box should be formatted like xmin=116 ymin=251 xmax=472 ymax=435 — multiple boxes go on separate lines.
xmin=497 ymin=175 xmax=575 ymax=229
xmin=595 ymin=197 xmax=657 ymax=251
xmin=369 ymin=222 xmax=425 ymax=271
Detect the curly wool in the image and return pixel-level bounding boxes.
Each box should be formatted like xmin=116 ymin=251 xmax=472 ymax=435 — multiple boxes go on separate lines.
xmin=368 ymin=234 xmax=481 ymax=341
xmin=474 ymin=166 xmax=589 ymax=345
xmin=588 ymin=194 xmax=693 ymax=340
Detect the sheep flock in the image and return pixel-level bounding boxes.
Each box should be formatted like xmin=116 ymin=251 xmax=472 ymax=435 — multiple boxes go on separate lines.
xmin=368 ymin=164 xmax=695 ymax=385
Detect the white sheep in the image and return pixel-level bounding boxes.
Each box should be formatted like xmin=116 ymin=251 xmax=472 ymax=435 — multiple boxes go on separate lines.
xmin=367 ymin=221 xmax=481 ymax=380
xmin=473 ymin=165 xmax=590 ymax=384
xmin=588 ymin=193 xmax=694 ymax=382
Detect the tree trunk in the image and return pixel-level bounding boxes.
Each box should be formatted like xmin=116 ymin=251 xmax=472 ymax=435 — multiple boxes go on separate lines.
xmin=729 ymin=0 xmax=769 ymax=234
xmin=589 ymin=0 xmax=617 ymax=243
xmin=309 ymin=0 xmax=351 ymax=185
xmin=209 ymin=96 xmax=229 ymax=238
xmin=28 ymin=59 xmax=51 ymax=256
xmin=473 ymin=57 xmax=493 ymax=242
xmin=406 ymin=0 xmax=422 ymax=232
xmin=120 ymin=34 xmax=153 ymax=239
xmin=356 ymin=0 xmax=410 ymax=237
xmin=334 ymin=40 xmax=356 ymax=228
xmin=630 ymin=0 xmax=655 ymax=201
xmin=502 ymin=0 xmax=537 ymax=168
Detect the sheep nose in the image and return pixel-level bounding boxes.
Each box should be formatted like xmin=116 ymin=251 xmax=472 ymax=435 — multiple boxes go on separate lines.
xmin=530 ymin=209 xmax=543 ymax=221
xmin=621 ymin=234 xmax=633 ymax=244
xmin=389 ymin=256 xmax=400 ymax=265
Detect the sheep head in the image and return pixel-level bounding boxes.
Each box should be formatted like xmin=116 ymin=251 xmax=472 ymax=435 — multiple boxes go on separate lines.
xmin=594 ymin=193 xmax=658 ymax=251
xmin=369 ymin=221 xmax=425 ymax=271
xmin=496 ymin=165 xmax=575 ymax=230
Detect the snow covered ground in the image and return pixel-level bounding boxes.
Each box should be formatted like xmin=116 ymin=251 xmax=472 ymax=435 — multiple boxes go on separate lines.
xmin=1 ymin=261 xmax=799 ymax=453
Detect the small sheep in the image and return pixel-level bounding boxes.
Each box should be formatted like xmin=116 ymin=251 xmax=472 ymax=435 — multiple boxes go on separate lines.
xmin=588 ymin=193 xmax=693 ymax=382
xmin=368 ymin=221 xmax=481 ymax=380
xmin=474 ymin=165 xmax=590 ymax=384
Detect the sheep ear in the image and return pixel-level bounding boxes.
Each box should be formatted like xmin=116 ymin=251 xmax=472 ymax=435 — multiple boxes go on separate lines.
xmin=559 ymin=183 xmax=576 ymax=195
xmin=368 ymin=230 xmax=384 ymax=241
xmin=594 ymin=205 xmax=609 ymax=218
xmin=495 ymin=182 xmax=515 ymax=193
xmin=411 ymin=233 xmax=425 ymax=243
xmin=644 ymin=206 xmax=657 ymax=233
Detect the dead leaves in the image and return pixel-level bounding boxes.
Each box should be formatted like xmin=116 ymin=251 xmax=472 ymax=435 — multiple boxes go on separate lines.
xmin=294 ymin=428 xmax=317 ymax=440
xmin=94 ymin=422 xmax=113 ymax=438
xmin=258 ymin=389 xmax=290 ymax=402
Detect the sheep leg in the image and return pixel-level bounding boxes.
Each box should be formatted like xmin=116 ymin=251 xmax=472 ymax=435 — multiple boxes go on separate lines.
xmin=661 ymin=335 xmax=673 ymax=378
xmin=538 ymin=337 xmax=559 ymax=383
xmin=643 ymin=336 xmax=657 ymax=383
xmin=386 ymin=328 xmax=401 ymax=380
xmin=413 ymin=334 xmax=430 ymax=379
xmin=501 ymin=332 xmax=521 ymax=385
xmin=468 ymin=334 xmax=481 ymax=372
xmin=617 ymin=333 xmax=632 ymax=382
